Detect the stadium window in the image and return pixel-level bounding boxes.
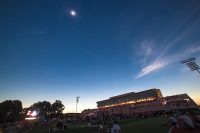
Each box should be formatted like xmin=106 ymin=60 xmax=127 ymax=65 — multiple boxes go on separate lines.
xmin=184 ymin=98 xmax=190 ymax=102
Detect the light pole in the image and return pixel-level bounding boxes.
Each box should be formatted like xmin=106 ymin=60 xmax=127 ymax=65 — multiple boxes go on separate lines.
xmin=181 ymin=57 xmax=200 ymax=74
xmin=76 ymin=96 xmax=79 ymax=113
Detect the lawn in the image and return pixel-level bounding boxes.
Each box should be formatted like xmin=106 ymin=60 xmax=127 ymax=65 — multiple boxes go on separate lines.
xmin=121 ymin=117 xmax=169 ymax=133
xmin=23 ymin=117 xmax=170 ymax=133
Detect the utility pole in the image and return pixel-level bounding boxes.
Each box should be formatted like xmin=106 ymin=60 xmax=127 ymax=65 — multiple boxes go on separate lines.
xmin=76 ymin=96 xmax=79 ymax=113
xmin=181 ymin=57 xmax=200 ymax=74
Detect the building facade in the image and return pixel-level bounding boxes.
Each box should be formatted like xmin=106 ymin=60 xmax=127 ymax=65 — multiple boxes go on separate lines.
xmin=97 ymin=88 xmax=163 ymax=109
xmin=96 ymin=88 xmax=197 ymax=116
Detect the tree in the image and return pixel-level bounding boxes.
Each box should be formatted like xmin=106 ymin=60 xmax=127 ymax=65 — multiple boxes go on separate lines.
xmin=31 ymin=101 xmax=51 ymax=119
xmin=51 ymin=100 xmax=65 ymax=117
xmin=0 ymin=100 xmax=22 ymax=123
xmin=29 ymin=100 xmax=65 ymax=119
xmin=10 ymin=100 xmax=23 ymax=121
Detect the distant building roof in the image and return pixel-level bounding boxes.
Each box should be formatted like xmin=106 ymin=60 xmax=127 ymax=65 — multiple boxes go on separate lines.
xmin=97 ymin=88 xmax=163 ymax=107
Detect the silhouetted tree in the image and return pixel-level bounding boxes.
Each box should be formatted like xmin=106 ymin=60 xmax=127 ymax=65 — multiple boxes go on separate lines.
xmin=0 ymin=100 xmax=22 ymax=123
xmin=51 ymin=100 xmax=65 ymax=117
xmin=31 ymin=101 xmax=51 ymax=119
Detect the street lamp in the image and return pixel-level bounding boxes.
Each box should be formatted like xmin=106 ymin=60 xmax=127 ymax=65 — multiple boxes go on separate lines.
xmin=76 ymin=96 xmax=80 ymax=113
xmin=181 ymin=57 xmax=200 ymax=74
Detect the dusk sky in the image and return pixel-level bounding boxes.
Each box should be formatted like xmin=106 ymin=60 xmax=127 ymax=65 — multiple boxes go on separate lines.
xmin=0 ymin=0 xmax=200 ymax=113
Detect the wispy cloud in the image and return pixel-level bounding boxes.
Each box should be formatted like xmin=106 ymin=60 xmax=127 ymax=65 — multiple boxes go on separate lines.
xmin=137 ymin=41 xmax=155 ymax=66
xmin=141 ymin=41 xmax=154 ymax=56
xmin=136 ymin=44 xmax=200 ymax=78
xmin=136 ymin=59 xmax=168 ymax=78
xmin=181 ymin=66 xmax=190 ymax=73
xmin=135 ymin=3 xmax=200 ymax=79
xmin=187 ymin=44 xmax=200 ymax=53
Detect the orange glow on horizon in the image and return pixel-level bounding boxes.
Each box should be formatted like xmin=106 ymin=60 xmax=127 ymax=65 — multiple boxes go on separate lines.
xmin=194 ymin=98 xmax=200 ymax=105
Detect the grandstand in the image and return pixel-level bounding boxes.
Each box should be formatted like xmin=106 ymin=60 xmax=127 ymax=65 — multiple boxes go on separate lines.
xmin=97 ymin=88 xmax=163 ymax=108
xmin=81 ymin=89 xmax=198 ymax=119
xmin=96 ymin=88 xmax=197 ymax=114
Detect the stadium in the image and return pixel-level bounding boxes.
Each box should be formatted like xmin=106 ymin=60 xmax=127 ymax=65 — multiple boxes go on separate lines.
xmin=82 ymin=88 xmax=198 ymax=119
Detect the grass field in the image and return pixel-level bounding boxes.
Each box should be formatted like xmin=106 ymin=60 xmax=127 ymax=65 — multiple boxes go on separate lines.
xmin=25 ymin=117 xmax=170 ymax=133
xmin=121 ymin=117 xmax=169 ymax=133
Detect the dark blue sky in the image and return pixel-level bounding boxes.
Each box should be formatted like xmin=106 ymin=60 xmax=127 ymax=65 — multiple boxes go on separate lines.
xmin=0 ymin=0 xmax=200 ymax=112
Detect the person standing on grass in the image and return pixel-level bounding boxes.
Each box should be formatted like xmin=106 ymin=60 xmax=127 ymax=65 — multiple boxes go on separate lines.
xmin=111 ymin=120 xmax=122 ymax=133
xmin=99 ymin=122 xmax=104 ymax=133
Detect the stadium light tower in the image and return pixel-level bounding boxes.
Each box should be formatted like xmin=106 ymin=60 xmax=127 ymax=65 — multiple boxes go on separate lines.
xmin=181 ymin=57 xmax=200 ymax=74
xmin=76 ymin=96 xmax=80 ymax=113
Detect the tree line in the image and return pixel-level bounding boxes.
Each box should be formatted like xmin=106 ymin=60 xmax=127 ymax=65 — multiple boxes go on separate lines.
xmin=0 ymin=100 xmax=65 ymax=124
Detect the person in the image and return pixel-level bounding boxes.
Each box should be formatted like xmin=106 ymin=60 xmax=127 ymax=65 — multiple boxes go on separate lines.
xmin=168 ymin=116 xmax=176 ymax=126
xmin=0 ymin=126 xmax=3 ymax=133
xmin=177 ymin=114 xmax=194 ymax=129
xmin=168 ymin=113 xmax=200 ymax=133
xmin=111 ymin=120 xmax=122 ymax=133
xmin=99 ymin=122 xmax=103 ymax=133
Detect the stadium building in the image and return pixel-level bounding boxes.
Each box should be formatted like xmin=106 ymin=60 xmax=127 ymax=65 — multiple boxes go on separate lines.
xmin=97 ymin=89 xmax=163 ymax=108
xmin=96 ymin=88 xmax=197 ymax=115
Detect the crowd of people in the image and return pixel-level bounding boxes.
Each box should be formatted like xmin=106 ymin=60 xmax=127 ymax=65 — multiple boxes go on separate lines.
xmin=0 ymin=122 xmax=23 ymax=133
xmin=0 ymin=118 xmax=65 ymax=133
xmin=96 ymin=109 xmax=200 ymax=133
xmin=0 ymin=109 xmax=199 ymax=133
xmin=166 ymin=111 xmax=200 ymax=133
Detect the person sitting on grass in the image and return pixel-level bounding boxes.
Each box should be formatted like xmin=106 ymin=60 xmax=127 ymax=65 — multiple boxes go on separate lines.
xmin=177 ymin=114 xmax=194 ymax=129
xmin=111 ymin=120 xmax=122 ymax=133
xmin=162 ymin=115 xmax=176 ymax=127
xmin=168 ymin=115 xmax=177 ymax=126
